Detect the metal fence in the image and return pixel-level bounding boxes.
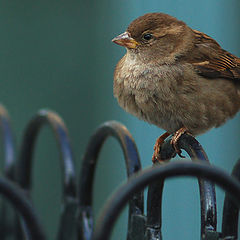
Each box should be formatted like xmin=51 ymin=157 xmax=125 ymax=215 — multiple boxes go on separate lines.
xmin=0 ymin=104 xmax=239 ymax=240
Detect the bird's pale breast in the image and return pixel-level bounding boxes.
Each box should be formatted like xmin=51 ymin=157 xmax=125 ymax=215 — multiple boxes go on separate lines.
xmin=114 ymin=53 xmax=240 ymax=135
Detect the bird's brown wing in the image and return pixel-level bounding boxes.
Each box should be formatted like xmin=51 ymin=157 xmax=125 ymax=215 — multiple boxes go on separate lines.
xmin=189 ymin=30 xmax=240 ymax=80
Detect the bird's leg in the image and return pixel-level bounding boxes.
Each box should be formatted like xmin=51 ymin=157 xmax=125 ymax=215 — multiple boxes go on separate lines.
xmin=152 ymin=132 xmax=170 ymax=163
xmin=170 ymin=127 xmax=188 ymax=158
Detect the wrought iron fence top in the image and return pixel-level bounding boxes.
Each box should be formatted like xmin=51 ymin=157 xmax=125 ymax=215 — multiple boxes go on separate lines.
xmin=0 ymin=104 xmax=238 ymax=240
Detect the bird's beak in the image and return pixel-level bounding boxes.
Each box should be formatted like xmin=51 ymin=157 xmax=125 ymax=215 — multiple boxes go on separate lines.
xmin=112 ymin=32 xmax=139 ymax=49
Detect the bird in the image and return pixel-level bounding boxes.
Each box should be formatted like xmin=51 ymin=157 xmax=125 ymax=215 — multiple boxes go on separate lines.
xmin=112 ymin=12 xmax=240 ymax=163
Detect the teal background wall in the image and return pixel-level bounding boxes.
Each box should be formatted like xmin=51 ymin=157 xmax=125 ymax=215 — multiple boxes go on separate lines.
xmin=0 ymin=0 xmax=239 ymax=239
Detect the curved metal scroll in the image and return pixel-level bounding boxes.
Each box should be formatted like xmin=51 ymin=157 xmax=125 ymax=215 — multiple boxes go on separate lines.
xmin=16 ymin=110 xmax=77 ymax=240
xmin=0 ymin=104 xmax=16 ymax=239
xmin=146 ymin=133 xmax=217 ymax=239
xmin=0 ymin=175 xmax=46 ymax=239
xmin=222 ymin=158 xmax=240 ymax=239
xmin=0 ymin=104 xmax=15 ymax=179
xmin=78 ymin=121 xmax=143 ymax=240
xmin=92 ymin=161 xmax=240 ymax=240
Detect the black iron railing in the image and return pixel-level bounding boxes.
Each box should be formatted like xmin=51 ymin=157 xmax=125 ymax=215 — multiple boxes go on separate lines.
xmin=0 ymin=104 xmax=239 ymax=240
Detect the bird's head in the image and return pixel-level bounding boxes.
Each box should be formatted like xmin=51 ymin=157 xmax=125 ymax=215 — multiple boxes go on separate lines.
xmin=112 ymin=13 xmax=193 ymax=64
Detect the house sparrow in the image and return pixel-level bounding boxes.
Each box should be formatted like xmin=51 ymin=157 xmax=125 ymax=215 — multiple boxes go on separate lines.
xmin=112 ymin=13 xmax=240 ymax=162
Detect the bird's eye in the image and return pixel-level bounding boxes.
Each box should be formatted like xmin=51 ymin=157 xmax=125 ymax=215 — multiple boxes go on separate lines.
xmin=143 ymin=33 xmax=153 ymax=41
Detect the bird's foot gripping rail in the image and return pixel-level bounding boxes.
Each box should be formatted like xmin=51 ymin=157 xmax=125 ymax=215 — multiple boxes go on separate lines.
xmin=0 ymin=104 xmax=238 ymax=240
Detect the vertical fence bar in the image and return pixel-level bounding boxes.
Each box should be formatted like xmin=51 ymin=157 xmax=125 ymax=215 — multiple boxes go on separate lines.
xmin=222 ymin=158 xmax=240 ymax=239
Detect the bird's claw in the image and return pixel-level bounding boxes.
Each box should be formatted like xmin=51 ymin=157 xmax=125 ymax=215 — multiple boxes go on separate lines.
xmin=170 ymin=127 xmax=188 ymax=158
xmin=152 ymin=132 xmax=170 ymax=163
xmin=175 ymin=149 xmax=186 ymax=158
xmin=152 ymin=127 xmax=189 ymax=162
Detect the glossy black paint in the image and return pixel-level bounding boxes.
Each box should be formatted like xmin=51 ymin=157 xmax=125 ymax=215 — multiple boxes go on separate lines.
xmin=153 ymin=133 xmax=217 ymax=239
xmin=0 ymin=106 xmax=238 ymax=240
xmin=92 ymin=162 xmax=240 ymax=240
xmin=78 ymin=121 xmax=143 ymax=240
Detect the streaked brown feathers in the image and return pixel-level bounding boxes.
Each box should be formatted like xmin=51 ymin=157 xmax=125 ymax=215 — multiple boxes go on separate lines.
xmin=188 ymin=30 xmax=240 ymax=80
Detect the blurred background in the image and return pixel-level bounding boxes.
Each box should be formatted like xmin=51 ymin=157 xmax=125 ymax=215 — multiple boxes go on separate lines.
xmin=0 ymin=0 xmax=239 ymax=239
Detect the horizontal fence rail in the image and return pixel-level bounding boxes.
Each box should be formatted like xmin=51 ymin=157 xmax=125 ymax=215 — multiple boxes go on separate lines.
xmin=0 ymin=104 xmax=238 ymax=240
